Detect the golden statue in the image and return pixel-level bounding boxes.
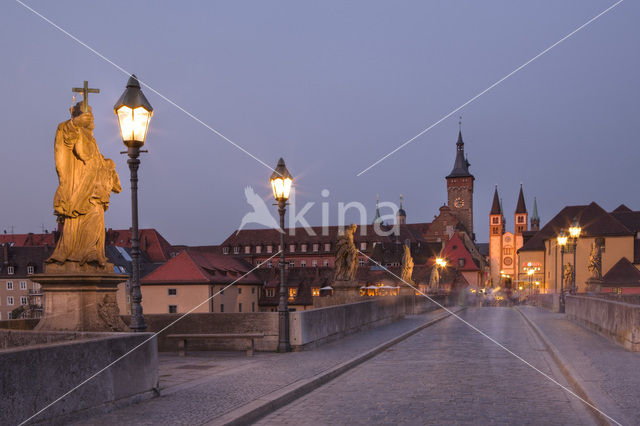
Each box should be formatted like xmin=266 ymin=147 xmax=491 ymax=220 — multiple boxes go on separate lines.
xmin=334 ymin=224 xmax=358 ymax=281
xmin=47 ymin=102 xmax=121 ymax=269
xmin=588 ymin=242 xmax=602 ymax=280
xmin=400 ymin=244 xmax=414 ymax=284
xmin=563 ymin=263 xmax=573 ymax=287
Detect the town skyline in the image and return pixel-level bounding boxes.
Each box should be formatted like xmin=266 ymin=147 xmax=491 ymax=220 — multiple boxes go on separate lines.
xmin=1 ymin=1 xmax=638 ymax=246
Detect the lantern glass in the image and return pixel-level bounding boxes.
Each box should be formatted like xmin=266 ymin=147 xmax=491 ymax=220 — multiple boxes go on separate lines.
xmin=557 ymin=229 xmax=568 ymax=246
xmin=569 ymin=222 xmax=581 ymax=239
xmin=116 ymin=105 xmax=152 ymax=145
xmin=271 ymin=177 xmax=292 ymax=201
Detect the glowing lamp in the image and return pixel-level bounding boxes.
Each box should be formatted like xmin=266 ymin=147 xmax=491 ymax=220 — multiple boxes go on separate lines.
xmin=270 ymin=158 xmax=293 ymax=202
xmin=435 ymin=257 xmax=447 ymax=267
xmin=114 ymin=75 xmax=153 ymax=148
xmin=569 ymin=217 xmax=581 ymax=239
xmin=527 ymin=269 xmax=534 ymax=276
xmin=557 ymin=228 xmax=568 ymax=247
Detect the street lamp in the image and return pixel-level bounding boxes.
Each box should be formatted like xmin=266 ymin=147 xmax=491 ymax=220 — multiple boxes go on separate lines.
xmin=114 ymin=74 xmax=153 ymax=332
xmin=568 ymin=217 xmax=581 ymax=294
xmin=557 ymin=228 xmax=568 ymax=313
xmin=435 ymin=257 xmax=447 ymax=292
xmin=270 ymin=158 xmax=293 ymax=352
xmin=527 ymin=268 xmax=535 ymax=297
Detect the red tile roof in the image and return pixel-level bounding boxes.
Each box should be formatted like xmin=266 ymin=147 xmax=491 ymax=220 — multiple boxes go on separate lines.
xmin=441 ymin=233 xmax=479 ymax=271
xmin=0 ymin=233 xmax=56 ymax=247
xmin=106 ymin=228 xmax=175 ymax=263
xmin=141 ymin=249 xmax=261 ymax=285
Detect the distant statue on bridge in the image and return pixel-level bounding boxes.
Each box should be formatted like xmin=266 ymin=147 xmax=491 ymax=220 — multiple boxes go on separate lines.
xmin=429 ymin=263 xmax=440 ymax=291
xmin=46 ymin=102 xmax=121 ymax=270
xmin=588 ymin=241 xmax=602 ymax=280
xmin=334 ymin=224 xmax=358 ymax=281
xmin=400 ymin=244 xmax=414 ymax=284
xmin=563 ymin=263 xmax=573 ymax=289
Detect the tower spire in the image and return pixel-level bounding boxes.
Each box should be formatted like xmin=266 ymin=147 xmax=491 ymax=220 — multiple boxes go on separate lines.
xmin=531 ymin=197 xmax=540 ymax=231
xmin=447 ymin=123 xmax=472 ymax=178
xmin=490 ymin=185 xmax=502 ymax=215
xmin=373 ymin=194 xmax=382 ymax=225
xmin=515 ymin=183 xmax=527 ymax=214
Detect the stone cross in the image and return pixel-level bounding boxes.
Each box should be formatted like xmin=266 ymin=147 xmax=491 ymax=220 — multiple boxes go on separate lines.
xmin=72 ymin=80 xmax=100 ymax=113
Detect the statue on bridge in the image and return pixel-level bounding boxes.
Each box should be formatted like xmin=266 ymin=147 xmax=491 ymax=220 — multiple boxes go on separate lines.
xmin=46 ymin=97 xmax=121 ymax=271
xmin=588 ymin=241 xmax=602 ymax=280
xmin=400 ymin=244 xmax=414 ymax=284
xmin=334 ymin=224 xmax=358 ymax=281
xmin=563 ymin=263 xmax=574 ymax=289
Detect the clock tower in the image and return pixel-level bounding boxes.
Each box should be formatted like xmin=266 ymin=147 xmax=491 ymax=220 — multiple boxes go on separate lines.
xmin=446 ymin=128 xmax=475 ymax=238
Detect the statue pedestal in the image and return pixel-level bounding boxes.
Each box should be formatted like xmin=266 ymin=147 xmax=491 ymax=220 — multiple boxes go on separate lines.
xmin=316 ymin=280 xmax=361 ymax=307
xmin=585 ymin=278 xmax=603 ymax=293
xmin=33 ymin=264 xmax=129 ymax=332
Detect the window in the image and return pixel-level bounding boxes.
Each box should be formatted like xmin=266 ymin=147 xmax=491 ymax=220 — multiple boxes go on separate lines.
xmin=313 ymin=243 xmax=319 ymax=252
xmin=168 ymin=305 xmax=177 ymax=313
xmin=312 ymin=260 xmax=317 ymax=267
xmin=492 ymin=227 xmax=499 ymax=235
xmin=220 ymin=288 xmax=224 ymax=295
xmin=168 ymin=288 xmax=177 ymax=296
xmin=358 ymin=259 xmax=365 ymax=266
xmin=289 ymin=244 xmax=296 ymax=253
xmin=238 ymin=303 xmax=242 ymax=312
xmin=288 ymin=288 xmax=297 ymax=301
xmin=8 ymin=296 xmax=14 ymax=306
xmin=504 ymin=248 xmax=512 ymax=255
xmin=360 ymin=242 xmax=367 ymax=251
xmin=266 ymin=288 xmax=275 ymax=297
xmin=20 ymin=296 xmax=27 ymax=305
xmin=324 ymin=260 xmax=329 ymax=267
xmin=301 ymin=260 xmax=306 ymax=267
xmin=7 ymin=266 xmax=14 ymax=275
xmin=267 ymin=245 xmax=273 ymax=253
xmin=234 ymin=246 xmax=240 ymax=254
xmin=245 ymin=246 xmax=251 ymax=254
xmin=312 ymin=287 xmax=320 ymax=296
xmin=492 ymin=217 xmax=499 ymax=224
xmin=223 ymin=247 xmax=229 ymax=254
xmin=252 ymin=287 xmax=255 ymax=294
xmin=20 ymin=281 xmax=27 ymax=290
xmin=301 ymin=244 xmax=307 ymax=252
xmin=27 ymin=266 xmax=34 ymax=275
xmin=267 ymin=260 xmax=272 ymax=268
xmin=458 ymin=258 xmax=465 ymax=267
xmin=256 ymin=246 xmax=262 ymax=254
xmin=517 ymin=216 xmax=524 ymax=223
xmin=324 ymin=243 xmax=331 ymax=251
xmin=252 ymin=302 xmax=255 ymax=312
xmin=6 ymin=282 xmax=13 ymax=291
xmin=238 ymin=287 xmax=242 ymax=294
xmin=289 ymin=260 xmax=295 ymax=267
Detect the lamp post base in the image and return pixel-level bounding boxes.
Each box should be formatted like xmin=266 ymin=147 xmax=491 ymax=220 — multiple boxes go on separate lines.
xmin=277 ymin=309 xmax=290 ymax=353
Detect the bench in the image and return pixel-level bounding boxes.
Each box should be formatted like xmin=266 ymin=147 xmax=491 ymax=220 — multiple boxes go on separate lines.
xmin=166 ymin=333 xmax=265 ymax=356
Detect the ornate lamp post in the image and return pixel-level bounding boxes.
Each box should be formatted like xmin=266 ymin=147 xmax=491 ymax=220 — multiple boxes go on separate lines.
xmin=114 ymin=75 xmax=153 ymax=332
xmin=568 ymin=217 xmax=581 ymax=294
xmin=557 ymin=228 xmax=568 ymax=313
xmin=270 ymin=158 xmax=293 ymax=352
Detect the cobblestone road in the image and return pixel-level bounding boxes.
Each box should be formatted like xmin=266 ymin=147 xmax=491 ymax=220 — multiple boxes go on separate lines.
xmin=258 ymin=308 xmax=596 ymax=425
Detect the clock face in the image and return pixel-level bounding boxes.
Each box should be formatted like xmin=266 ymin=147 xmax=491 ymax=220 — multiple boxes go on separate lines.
xmin=454 ymin=197 xmax=464 ymax=208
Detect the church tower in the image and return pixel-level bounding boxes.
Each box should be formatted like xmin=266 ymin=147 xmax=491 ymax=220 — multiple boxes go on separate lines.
xmin=446 ymin=127 xmax=474 ymax=238
xmin=489 ymin=186 xmax=504 ymax=285
xmin=531 ymin=197 xmax=540 ymax=231
xmin=396 ymin=194 xmax=406 ymax=225
xmin=514 ymin=184 xmax=528 ymax=235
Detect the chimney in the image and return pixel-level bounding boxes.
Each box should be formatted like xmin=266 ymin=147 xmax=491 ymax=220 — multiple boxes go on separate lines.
xmin=2 ymin=244 xmax=8 ymax=265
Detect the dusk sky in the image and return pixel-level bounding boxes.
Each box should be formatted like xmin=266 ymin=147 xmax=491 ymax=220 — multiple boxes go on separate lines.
xmin=0 ymin=1 xmax=637 ymax=245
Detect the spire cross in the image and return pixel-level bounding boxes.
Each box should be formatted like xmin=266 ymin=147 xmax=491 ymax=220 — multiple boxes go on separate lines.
xmin=72 ymin=80 xmax=100 ymax=113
